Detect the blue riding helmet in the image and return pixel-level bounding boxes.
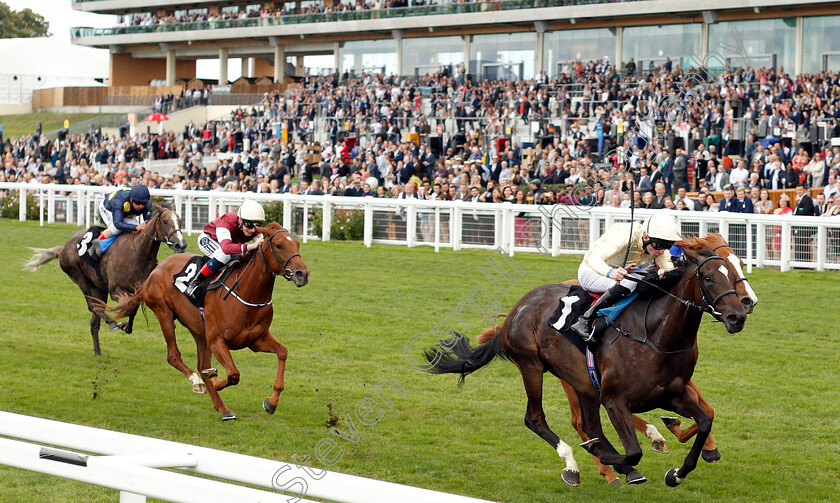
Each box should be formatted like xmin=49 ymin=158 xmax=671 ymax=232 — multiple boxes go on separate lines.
xmin=129 ymin=185 xmax=151 ymax=204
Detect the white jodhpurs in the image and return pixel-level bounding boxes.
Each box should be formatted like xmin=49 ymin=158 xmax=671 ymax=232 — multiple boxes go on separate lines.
xmin=577 ymin=262 xmax=642 ymax=293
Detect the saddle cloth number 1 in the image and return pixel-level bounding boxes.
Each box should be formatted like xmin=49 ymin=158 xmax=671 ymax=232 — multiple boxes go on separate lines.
xmin=551 ymin=295 xmax=580 ymax=331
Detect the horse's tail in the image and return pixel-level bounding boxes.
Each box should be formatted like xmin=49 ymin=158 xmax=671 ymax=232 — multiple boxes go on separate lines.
xmin=90 ymin=285 xmax=146 ymax=323
xmin=23 ymin=246 xmax=63 ymax=271
xmin=425 ymin=327 xmax=509 ymax=384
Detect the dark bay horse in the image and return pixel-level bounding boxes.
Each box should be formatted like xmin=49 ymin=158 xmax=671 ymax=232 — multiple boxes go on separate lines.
xmin=24 ymin=203 xmax=186 ymax=355
xmin=100 ymin=222 xmax=309 ymax=420
xmin=427 ymin=247 xmax=747 ymax=487
xmin=539 ymin=235 xmax=759 ymax=485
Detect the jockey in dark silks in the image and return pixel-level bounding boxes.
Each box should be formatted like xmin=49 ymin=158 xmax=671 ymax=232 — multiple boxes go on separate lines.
xmin=90 ymin=185 xmax=152 ymax=259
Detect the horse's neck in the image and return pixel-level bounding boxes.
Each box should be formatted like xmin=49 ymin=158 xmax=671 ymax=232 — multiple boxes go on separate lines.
xmin=646 ymin=276 xmax=703 ymax=352
xmin=235 ymin=250 xmax=276 ymax=300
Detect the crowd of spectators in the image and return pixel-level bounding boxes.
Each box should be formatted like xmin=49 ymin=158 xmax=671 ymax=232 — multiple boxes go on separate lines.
xmin=3 ymin=61 xmax=840 ymax=222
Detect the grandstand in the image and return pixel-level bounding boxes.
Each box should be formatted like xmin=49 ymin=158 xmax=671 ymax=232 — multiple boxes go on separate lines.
xmin=69 ymin=0 xmax=840 ymax=87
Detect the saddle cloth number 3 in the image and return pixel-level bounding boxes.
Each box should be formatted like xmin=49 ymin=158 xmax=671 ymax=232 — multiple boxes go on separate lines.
xmin=77 ymin=231 xmax=94 ymax=257
xmin=174 ymin=263 xmax=199 ymax=293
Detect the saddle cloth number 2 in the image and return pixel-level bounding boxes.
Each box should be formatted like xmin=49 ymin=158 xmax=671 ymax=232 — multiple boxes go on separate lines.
xmin=174 ymin=263 xmax=199 ymax=293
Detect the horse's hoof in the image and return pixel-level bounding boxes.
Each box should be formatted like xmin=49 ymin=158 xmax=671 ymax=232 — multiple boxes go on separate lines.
xmin=109 ymin=322 xmax=126 ymax=332
xmin=263 ymin=398 xmax=277 ymax=415
xmin=651 ymin=439 xmax=670 ymax=454
xmin=661 ymin=416 xmax=681 ymax=428
xmin=579 ymin=438 xmax=600 ymax=454
xmin=561 ymin=469 xmax=580 ymax=487
xmin=221 ymin=410 xmax=237 ymax=421
xmin=608 ymin=478 xmax=624 ymax=487
xmin=701 ymin=448 xmax=721 ymax=463
xmin=664 ymin=467 xmax=682 ymax=487
xmin=626 ymin=469 xmax=647 ymax=485
xmin=192 ymin=382 xmax=206 ymax=394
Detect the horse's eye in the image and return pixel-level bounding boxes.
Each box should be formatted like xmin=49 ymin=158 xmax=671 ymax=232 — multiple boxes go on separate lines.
xmin=704 ymin=274 xmax=713 ymax=282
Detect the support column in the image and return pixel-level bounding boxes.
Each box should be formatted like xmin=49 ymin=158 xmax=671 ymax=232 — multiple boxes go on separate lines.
xmin=273 ymin=43 xmax=286 ymax=83
xmin=296 ymin=56 xmax=306 ymax=77
xmin=218 ymin=47 xmax=229 ymax=84
xmin=795 ymin=16 xmax=803 ymax=75
xmin=534 ymin=22 xmax=547 ymax=77
xmin=334 ymin=42 xmax=341 ymax=74
xmin=164 ymin=46 xmax=176 ymax=86
xmin=463 ymin=35 xmax=471 ymax=76
xmin=393 ymin=29 xmax=404 ymax=77
xmin=700 ymin=22 xmax=709 ymax=60
xmin=615 ymin=26 xmax=623 ymax=70
xmin=241 ymin=57 xmax=250 ymax=78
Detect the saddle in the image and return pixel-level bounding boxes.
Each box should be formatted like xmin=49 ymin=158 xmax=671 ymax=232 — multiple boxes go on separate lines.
xmin=548 ymin=283 xmax=637 ymax=352
xmin=173 ymin=256 xmax=241 ymax=308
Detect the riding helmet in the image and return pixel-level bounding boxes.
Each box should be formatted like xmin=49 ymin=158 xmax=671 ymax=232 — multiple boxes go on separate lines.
xmin=644 ymin=213 xmax=682 ymax=241
xmin=238 ymin=199 xmax=266 ymax=222
xmin=129 ymin=185 xmax=151 ymax=204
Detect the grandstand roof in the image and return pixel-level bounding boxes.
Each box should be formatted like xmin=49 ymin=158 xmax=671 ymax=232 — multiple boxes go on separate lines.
xmin=0 ymin=37 xmax=108 ymax=81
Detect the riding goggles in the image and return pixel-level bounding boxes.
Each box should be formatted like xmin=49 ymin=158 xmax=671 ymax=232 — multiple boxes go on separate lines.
xmin=242 ymin=220 xmax=263 ymax=229
xmin=648 ymin=238 xmax=675 ymax=251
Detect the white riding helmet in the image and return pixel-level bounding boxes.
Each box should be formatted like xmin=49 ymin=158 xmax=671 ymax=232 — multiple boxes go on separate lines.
xmin=644 ymin=213 xmax=682 ymax=241
xmin=237 ymin=200 xmax=266 ymax=222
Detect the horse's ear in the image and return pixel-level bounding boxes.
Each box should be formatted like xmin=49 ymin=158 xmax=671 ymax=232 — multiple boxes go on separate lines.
xmin=680 ymin=246 xmax=699 ymax=262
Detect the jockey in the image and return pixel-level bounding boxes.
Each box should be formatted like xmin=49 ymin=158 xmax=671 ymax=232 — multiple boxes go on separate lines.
xmin=92 ymin=185 xmax=152 ymax=258
xmin=571 ymin=212 xmax=682 ymax=342
xmin=183 ymin=199 xmax=266 ymax=298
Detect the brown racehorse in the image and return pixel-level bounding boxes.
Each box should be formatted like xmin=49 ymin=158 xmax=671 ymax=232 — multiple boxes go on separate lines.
xmin=24 ymin=203 xmax=186 ymax=355
xmin=477 ymin=235 xmax=759 ymax=486
xmin=98 ymin=222 xmax=309 ymax=420
xmin=427 ymin=247 xmax=747 ymax=487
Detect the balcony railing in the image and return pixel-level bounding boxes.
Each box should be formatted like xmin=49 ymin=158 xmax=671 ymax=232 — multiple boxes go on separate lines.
xmin=71 ymin=0 xmax=623 ymax=38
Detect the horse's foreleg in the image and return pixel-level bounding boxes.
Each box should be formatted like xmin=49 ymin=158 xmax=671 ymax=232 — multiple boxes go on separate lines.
xmin=562 ymin=380 xmax=620 ymax=486
xmin=89 ymin=312 xmax=102 ymax=356
xmin=123 ymin=307 xmax=138 ymax=334
xmin=577 ymin=392 xmax=645 ymax=485
xmin=632 ymin=414 xmax=669 ymax=454
xmin=83 ymin=290 xmax=107 ymax=356
xmin=600 ymin=397 xmax=644 ymax=468
xmin=518 ymin=362 xmax=580 ymax=487
xmin=206 ymin=334 xmax=240 ymax=391
xmin=249 ymin=331 xmax=287 ymax=415
xmin=151 ymin=307 xmax=197 ymax=386
xmin=663 ymin=389 xmax=713 ymax=487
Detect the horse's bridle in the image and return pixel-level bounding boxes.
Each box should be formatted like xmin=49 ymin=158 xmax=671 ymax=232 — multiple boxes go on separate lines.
xmin=689 ymin=254 xmax=738 ymax=319
xmin=259 ymin=229 xmax=300 ymax=281
xmin=140 ymin=209 xmax=182 ymax=247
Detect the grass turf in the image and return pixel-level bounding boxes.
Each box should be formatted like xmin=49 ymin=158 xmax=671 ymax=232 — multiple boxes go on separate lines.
xmin=0 ymin=219 xmax=838 ymax=502
xmin=0 ymin=113 xmax=103 ymax=138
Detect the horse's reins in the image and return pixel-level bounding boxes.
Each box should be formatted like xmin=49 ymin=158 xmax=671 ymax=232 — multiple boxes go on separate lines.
xmin=139 ymin=210 xmax=182 ymax=247
xmin=607 ymin=254 xmax=738 ymax=355
xmin=216 ymin=228 xmax=299 ymax=308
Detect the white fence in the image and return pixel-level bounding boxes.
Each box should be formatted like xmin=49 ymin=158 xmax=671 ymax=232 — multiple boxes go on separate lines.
xmin=0 ymin=411 xmax=495 ymax=503
xmin=3 ymin=182 xmax=840 ymax=272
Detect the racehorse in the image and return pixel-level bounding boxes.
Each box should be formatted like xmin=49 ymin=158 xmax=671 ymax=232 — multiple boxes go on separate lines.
xmin=426 ymin=246 xmax=747 ymax=487
xmin=545 ymin=235 xmax=759 ymax=485
xmin=99 ymin=222 xmax=309 ymax=420
xmin=24 ymin=202 xmax=186 ymax=355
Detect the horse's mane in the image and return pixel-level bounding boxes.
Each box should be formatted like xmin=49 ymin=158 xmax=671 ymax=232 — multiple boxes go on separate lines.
xmin=676 ymin=234 xmax=727 ymax=251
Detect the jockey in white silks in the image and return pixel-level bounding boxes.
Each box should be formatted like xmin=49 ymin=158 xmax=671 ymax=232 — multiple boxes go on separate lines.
xmin=571 ymin=212 xmax=682 ymax=342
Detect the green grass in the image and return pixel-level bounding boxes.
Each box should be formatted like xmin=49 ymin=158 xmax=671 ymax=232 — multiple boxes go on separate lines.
xmin=0 ymin=219 xmax=838 ymax=502
xmin=0 ymin=113 xmax=103 ymax=138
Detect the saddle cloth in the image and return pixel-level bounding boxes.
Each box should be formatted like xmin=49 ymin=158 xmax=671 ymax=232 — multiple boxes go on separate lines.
xmin=76 ymin=226 xmax=104 ymax=270
xmin=546 ymin=284 xmax=637 ymax=353
xmin=173 ymin=256 xmax=240 ymax=308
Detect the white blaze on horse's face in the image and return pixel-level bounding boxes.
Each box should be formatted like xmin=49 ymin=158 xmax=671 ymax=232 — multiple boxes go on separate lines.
xmin=169 ymin=212 xmax=184 ymax=245
xmin=718 ymin=264 xmax=730 ymax=280
xmin=725 ymin=253 xmax=759 ymax=307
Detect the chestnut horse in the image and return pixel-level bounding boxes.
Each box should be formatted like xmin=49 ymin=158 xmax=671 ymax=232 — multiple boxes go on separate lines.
xmin=427 ymin=247 xmax=747 ymax=487
xmin=100 ymin=222 xmax=309 ymax=420
xmin=478 ymin=235 xmax=759 ymax=486
xmin=24 ymin=203 xmax=186 ymax=355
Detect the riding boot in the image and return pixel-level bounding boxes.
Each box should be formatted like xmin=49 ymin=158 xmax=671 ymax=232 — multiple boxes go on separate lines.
xmin=184 ymin=274 xmax=205 ymax=299
xmin=571 ymin=285 xmax=631 ymax=341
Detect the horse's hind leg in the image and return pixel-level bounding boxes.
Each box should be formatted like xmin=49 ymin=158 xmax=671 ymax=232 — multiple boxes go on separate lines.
xmin=150 ymin=305 xmax=201 ymax=392
xmin=518 ymin=362 xmax=580 ymax=487
xmin=632 ymin=414 xmax=669 ymax=454
xmin=82 ymin=288 xmax=107 ymax=356
xmin=562 ymin=380 xmax=621 ymax=486
xmin=249 ymin=331 xmax=287 ymax=415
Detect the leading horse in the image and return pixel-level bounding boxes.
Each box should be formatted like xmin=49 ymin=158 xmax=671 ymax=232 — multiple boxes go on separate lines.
xmin=100 ymin=222 xmax=309 ymax=420
xmin=25 ymin=202 xmax=186 ymax=355
xmin=427 ymin=246 xmax=747 ymax=487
